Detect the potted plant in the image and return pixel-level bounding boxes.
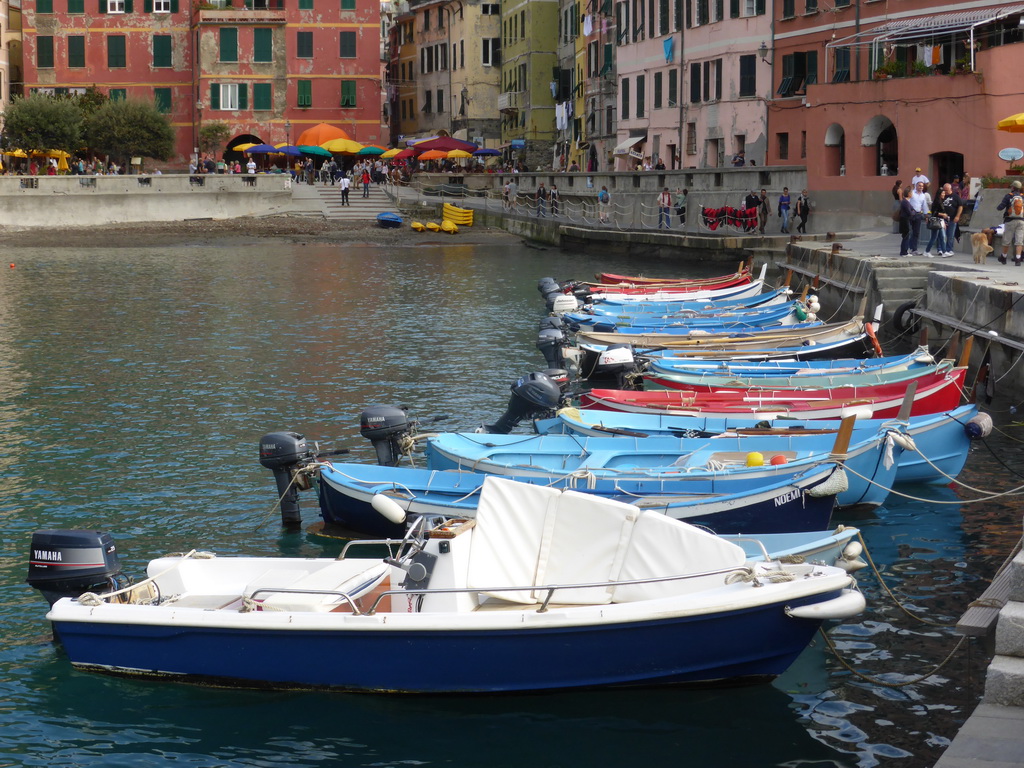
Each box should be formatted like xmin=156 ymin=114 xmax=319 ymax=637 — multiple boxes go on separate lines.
xmin=911 ymin=60 xmax=931 ymax=76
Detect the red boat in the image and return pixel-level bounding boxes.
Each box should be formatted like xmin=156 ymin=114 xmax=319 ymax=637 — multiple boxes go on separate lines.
xmin=594 ymin=264 xmax=751 ymax=288
xmin=578 ymin=368 xmax=967 ymax=420
xmin=589 ymin=270 xmax=753 ymax=295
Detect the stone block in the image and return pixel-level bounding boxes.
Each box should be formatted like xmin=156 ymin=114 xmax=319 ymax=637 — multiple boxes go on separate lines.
xmin=1007 ymin=551 xmax=1024 ymax=602
xmin=985 ymin=655 xmax=1024 ymax=706
xmin=995 ymin=601 xmax=1024 ymax=656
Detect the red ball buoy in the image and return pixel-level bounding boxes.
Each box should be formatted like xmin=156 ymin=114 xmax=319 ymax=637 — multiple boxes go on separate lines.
xmin=769 ymin=454 xmax=788 ymax=465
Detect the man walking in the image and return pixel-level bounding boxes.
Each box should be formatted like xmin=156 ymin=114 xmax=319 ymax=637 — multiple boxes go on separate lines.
xmin=1000 ymin=181 xmax=1024 ymax=265
xmin=536 ymin=183 xmax=548 ymax=217
xmin=339 ymin=174 xmax=351 ymax=206
xmin=657 ymin=187 xmax=672 ymax=229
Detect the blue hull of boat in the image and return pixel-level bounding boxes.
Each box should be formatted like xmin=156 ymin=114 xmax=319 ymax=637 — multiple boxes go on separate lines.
xmin=316 ymin=462 xmax=839 ymax=538
xmin=377 ymin=212 xmax=402 ymax=228
xmin=51 ymin=589 xmax=843 ymax=692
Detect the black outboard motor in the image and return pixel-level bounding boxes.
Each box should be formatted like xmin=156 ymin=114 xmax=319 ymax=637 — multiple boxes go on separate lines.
xmin=540 ymin=368 xmax=571 ymax=392
xmin=259 ymin=431 xmax=315 ymax=527
xmin=27 ymin=530 xmax=128 ymax=607
xmin=360 ymin=405 xmax=412 ymax=466
xmin=537 ymin=327 xmax=566 ymax=369
xmin=590 ymin=344 xmax=642 ymax=389
xmin=537 ymin=277 xmax=559 ymax=295
xmin=485 ymin=372 xmax=563 ymax=434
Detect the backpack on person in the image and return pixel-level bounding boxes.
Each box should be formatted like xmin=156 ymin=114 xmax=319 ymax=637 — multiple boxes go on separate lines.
xmin=599 ymin=190 xmax=609 ymax=203
xmin=1010 ymin=194 xmax=1024 ymax=219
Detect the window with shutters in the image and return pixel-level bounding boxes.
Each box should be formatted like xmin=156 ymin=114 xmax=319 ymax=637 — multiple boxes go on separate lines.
xmin=153 ymin=35 xmax=172 ymax=67
xmin=299 ymin=0 xmax=312 ymax=7
xmin=436 ymin=88 xmax=444 ymax=112
xmin=339 ymin=30 xmax=356 ymax=58
xmin=297 ymin=80 xmax=312 ymax=107
xmin=253 ymin=82 xmax=272 ymax=110
xmin=219 ymin=28 xmax=237 ymax=62
xmin=297 ymin=31 xmax=313 ymax=59
xmin=782 ymin=0 xmax=793 ymax=17
xmin=806 ymin=50 xmax=817 ymax=84
xmin=653 ymin=71 xmax=662 ymax=109
xmin=805 ymin=0 xmax=816 ymax=10
xmin=636 ymin=73 xmax=645 ymax=117
xmin=68 ymin=0 xmax=85 ymax=12
xmin=738 ymin=54 xmax=755 ymax=96
xmin=254 ymin=28 xmax=272 ymax=62
xmin=689 ymin=62 xmax=700 ymax=102
xmin=341 ymin=0 xmax=355 ymax=8
xmin=68 ymin=35 xmax=85 ymax=67
xmin=108 ymin=35 xmax=126 ymax=68
xmin=658 ymin=0 xmax=668 ymax=34
xmin=37 ymin=36 xmax=54 ymax=68
xmin=668 ymin=68 xmax=677 ymax=105
xmin=686 ymin=122 xmax=696 ymax=154
xmin=423 ymin=89 xmax=432 ymax=112
xmin=621 ymin=77 xmax=629 ymax=120
xmin=340 ymin=80 xmax=356 ymax=107
xmin=777 ymin=132 xmax=789 ymax=160
xmin=482 ymin=38 xmax=499 ymax=66
xmin=38 ymin=0 xmax=53 ymax=12
xmin=153 ymin=0 xmax=170 ymax=11
xmin=616 ymin=2 xmax=629 ymax=44
xmin=109 ymin=88 xmax=126 ymax=101
xmin=107 ymin=0 xmax=125 ymax=12
xmin=832 ymin=47 xmax=850 ymax=82
xmin=154 ymin=87 xmax=171 ymax=113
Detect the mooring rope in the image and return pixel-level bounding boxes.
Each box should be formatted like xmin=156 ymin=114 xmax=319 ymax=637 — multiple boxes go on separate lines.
xmin=819 ymin=628 xmax=967 ymax=688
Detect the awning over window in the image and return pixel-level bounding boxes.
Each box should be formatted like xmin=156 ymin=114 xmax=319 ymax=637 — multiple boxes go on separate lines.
xmin=612 ymin=132 xmax=647 ymax=155
xmin=828 ymin=5 xmax=1024 ymax=48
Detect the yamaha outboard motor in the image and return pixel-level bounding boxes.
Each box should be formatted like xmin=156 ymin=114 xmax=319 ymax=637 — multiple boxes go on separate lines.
xmin=360 ymin=405 xmax=412 ymax=466
xmin=27 ymin=530 xmax=128 ymax=607
xmin=537 ymin=327 xmax=566 ymax=369
xmin=259 ymin=431 xmax=315 ymax=527
xmin=590 ymin=344 xmax=642 ymax=389
xmin=485 ymin=372 xmax=563 ymax=434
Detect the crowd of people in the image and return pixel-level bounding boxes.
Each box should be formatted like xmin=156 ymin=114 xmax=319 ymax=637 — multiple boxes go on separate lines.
xmin=893 ymin=168 xmax=972 ymax=258
xmin=740 ymin=187 xmax=811 ymax=234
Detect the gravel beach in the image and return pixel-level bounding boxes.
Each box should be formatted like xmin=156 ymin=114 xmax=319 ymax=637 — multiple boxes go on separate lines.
xmin=0 ymin=215 xmax=520 ymax=249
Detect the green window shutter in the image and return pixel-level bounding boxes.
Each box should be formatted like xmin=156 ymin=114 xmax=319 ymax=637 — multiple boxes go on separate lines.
xmin=238 ymin=84 xmax=248 ymax=110
xmin=98 ymin=0 xmax=105 ymax=13
xmin=299 ymin=0 xmax=312 ymax=7
xmin=107 ymin=35 xmax=126 ymax=68
xmin=340 ymin=80 xmax=356 ymax=107
xmin=210 ymin=83 xmax=220 ymax=110
xmin=339 ymin=30 xmax=356 ymax=58
xmin=297 ymin=30 xmax=313 ymax=58
xmin=154 ymin=87 xmax=171 ymax=113
xmin=298 ymin=79 xmax=312 ymax=107
xmin=38 ymin=0 xmax=53 ymax=13
xmin=110 ymin=88 xmax=126 ymax=101
xmin=144 ymin=0 xmax=151 ymax=11
xmin=68 ymin=0 xmax=85 ymax=12
xmin=170 ymin=0 xmax=178 ymax=10
xmin=341 ymin=0 xmax=355 ymax=9
xmin=254 ymin=28 xmax=273 ymax=61
xmin=253 ymin=82 xmax=272 ymax=110
xmin=37 ymin=36 xmax=54 ymax=68
xmin=125 ymin=0 xmax=133 ymax=11
xmin=68 ymin=35 xmax=85 ymax=67
xmin=219 ymin=28 xmax=238 ymax=62
xmin=153 ymin=35 xmax=172 ymax=67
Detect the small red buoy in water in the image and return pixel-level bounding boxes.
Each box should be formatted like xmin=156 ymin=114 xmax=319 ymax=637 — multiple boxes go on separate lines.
xmin=769 ymin=454 xmax=788 ymax=465
xmin=9 ymin=263 xmax=14 ymax=268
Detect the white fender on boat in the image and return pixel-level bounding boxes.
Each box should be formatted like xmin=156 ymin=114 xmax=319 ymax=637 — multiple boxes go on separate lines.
xmin=786 ymin=588 xmax=865 ymax=620
xmin=371 ymin=493 xmax=407 ymax=525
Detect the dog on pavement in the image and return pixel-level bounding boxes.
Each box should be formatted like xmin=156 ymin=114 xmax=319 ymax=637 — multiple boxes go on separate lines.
xmin=972 ymin=232 xmax=993 ymax=264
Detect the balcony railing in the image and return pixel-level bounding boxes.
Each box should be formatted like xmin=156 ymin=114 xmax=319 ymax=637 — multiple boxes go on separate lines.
xmin=498 ymin=91 xmax=522 ymax=112
xmin=198 ymin=0 xmax=286 ymax=22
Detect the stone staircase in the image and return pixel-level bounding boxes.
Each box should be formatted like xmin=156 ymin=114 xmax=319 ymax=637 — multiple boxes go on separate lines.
xmin=870 ymin=263 xmax=930 ymax=319
xmin=296 ymin=182 xmax=398 ymax=220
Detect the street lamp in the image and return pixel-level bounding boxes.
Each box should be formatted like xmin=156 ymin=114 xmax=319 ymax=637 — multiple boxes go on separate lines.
xmin=758 ymin=41 xmax=772 ymax=65
xmin=285 ymin=119 xmax=292 ymax=144
xmin=194 ymin=99 xmax=203 ymax=157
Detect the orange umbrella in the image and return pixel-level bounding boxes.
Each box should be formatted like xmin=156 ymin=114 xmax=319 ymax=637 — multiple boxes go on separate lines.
xmin=418 ymin=149 xmax=448 ymax=160
xmin=295 ymin=123 xmax=351 ymax=147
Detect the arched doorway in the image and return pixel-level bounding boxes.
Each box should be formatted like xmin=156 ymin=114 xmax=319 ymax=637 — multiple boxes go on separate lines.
xmin=933 ymin=151 xmax=964 ymax=188
xmin=862 ymin=115 xmax=898 ymax=177
xmin=226 ymin=133 xmax=263 ymax=166
xmin=824 ymin=123 xmax=845 ymax=176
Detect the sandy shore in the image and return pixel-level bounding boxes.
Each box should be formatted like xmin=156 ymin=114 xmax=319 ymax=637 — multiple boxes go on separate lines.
xmin=0 ymin=215 xmax=521 ymax=249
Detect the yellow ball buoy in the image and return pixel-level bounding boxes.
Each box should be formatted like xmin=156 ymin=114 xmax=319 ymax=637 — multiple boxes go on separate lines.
xmin=746 ymin=452 xmax=764 ymax=467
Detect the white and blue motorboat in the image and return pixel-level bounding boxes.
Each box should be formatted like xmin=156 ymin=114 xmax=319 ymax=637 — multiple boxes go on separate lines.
xmin=423 ymin=426 xmax=902 ymax=511
xmin=584 ymin=285 xmax=794 ymax=316
xmin=30 ymin=477 xmax=865 ymax=693
xmin=533 ymin=403 xmax=985 ymax=485
xmin=313 ymin=459 xmax=845 ymax=538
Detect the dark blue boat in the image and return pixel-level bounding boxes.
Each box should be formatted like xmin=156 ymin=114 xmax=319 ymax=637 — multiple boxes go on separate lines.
xmin=376 ymin=212 xmax=402 ymax=228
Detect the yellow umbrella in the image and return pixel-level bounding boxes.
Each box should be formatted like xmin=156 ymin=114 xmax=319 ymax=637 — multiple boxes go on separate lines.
xmin=998 ymin=113 xmax=1024 ymax=133
xmin=321 ymin=138 xmax=365 ymax=154
xmin=233 ymin=142 xmax=257 ymax=151
xmin=57 ymin=155 xmax=69 ymax=172
xmin=447 ymin=149 xmax=472 ymax=159
xmin=46 ymin=149 xmax=71 ymax=158
xmin=381 ymin=148 xmax=402 ymax=159
xmin=6 ymin=149 xmax=27 ymax=158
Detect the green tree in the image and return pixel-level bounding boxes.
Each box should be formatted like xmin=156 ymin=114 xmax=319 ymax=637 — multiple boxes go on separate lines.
xmin=1 ymin=95 xmax=83 ymax=153
xmin=74 ymin=87 xmax=110 ymax=117
xmin=199 ymin=121 xmax=231 ymax=156
xmin=83 ymin=98 xmax=174 ymax=168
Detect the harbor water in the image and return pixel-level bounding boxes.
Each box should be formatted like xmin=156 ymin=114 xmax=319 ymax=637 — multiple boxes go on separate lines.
xmin=1 ymin=239 xmax=1021 ymax=767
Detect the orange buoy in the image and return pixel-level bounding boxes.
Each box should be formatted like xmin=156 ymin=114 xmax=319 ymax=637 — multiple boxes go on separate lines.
xmin=769 ymin=454 xmax=789 ymax=465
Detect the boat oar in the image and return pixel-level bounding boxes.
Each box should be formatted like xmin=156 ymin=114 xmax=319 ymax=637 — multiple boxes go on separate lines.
xmin=919 ymin=325 xmax=929 ymax=349
xmin=895 ymin=381 xmax=918 ymax=423
xmin=946 ymin=330 xmax=961 ymax=362
xmin=830 ymin=414 xmax=857 ymax=460
xmin=592 ymin=425 xmax=650 ymax=438
xmin=957 ymin=334 xmax=974 ymax=369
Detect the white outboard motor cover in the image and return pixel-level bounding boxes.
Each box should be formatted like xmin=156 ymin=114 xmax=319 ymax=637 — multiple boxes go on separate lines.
xmin=551 ymin=294 xmax=579 ymax=314
xmin=598 ymin=346 xmax=635 ymax=367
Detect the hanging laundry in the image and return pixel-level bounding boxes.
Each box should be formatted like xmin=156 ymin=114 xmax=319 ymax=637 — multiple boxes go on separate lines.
xmin=664 ymin=36 xmax=674 ymax=63
xmin=583 ymin=14 xmax=593 ymax=36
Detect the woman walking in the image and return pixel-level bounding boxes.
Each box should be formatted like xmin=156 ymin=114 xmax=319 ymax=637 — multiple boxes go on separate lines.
xmin=795 ymin=190 xmax=810 ymax=233
xmin=898 ymin=187 xmax=915 ymax=256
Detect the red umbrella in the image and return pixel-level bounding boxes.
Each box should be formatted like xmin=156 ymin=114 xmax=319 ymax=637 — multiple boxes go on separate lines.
xmin=411 ymin=137 xmax=478 ymax=153
xmin=394 ymin=148 xmax=419 ymax=159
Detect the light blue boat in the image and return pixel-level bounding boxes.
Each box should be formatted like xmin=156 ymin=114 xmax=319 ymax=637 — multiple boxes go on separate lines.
xmin=423 ymin=427 xmax=903 ymax=510
xmin=532 ymin=403 xmax=981 ymax=485
xmin=566 ymin=301 xmax=808 ymax=330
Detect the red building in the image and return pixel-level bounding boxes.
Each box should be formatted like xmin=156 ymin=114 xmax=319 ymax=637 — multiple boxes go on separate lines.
xmin=21 ymin=0 xmax=384 ymax=167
